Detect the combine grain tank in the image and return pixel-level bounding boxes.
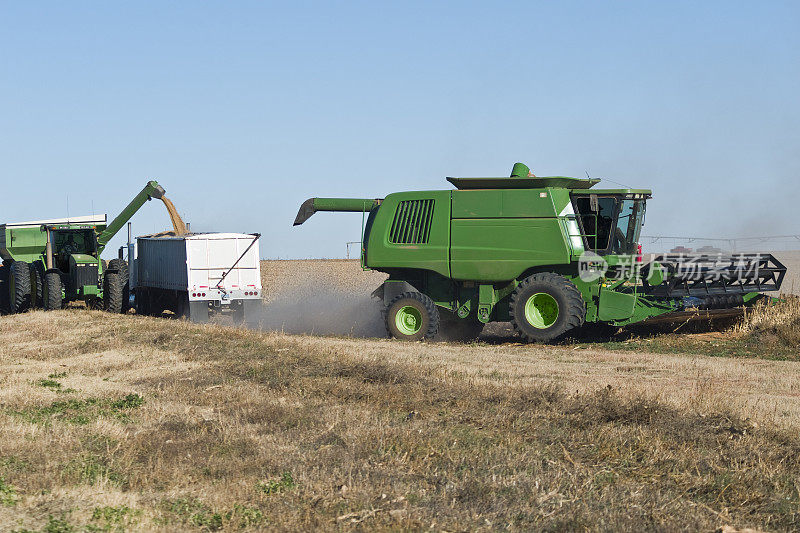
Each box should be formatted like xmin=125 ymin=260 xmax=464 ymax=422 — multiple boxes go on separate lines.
xmin=129 ymin=233 xmax=262 ymax=323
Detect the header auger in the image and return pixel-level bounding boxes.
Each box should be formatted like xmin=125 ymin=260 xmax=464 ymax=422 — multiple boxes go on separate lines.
xmin=295 ymin=163 xmax=786 ymax=342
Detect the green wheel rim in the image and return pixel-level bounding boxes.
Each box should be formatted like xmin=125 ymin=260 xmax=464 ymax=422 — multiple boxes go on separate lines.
xmin=395 ymin=305 xmax=423 ymax=336
xmin=524 ymin=293 xmax=559 ymax=329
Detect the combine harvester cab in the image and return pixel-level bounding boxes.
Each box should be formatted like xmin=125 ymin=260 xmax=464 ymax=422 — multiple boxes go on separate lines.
xmin=129 ymin=232 xmax=262 ymax=324
xmin=294 ymin=163 xmax=786 ymax=342
xmin=0 ymin=181 xmax=166 ymax=315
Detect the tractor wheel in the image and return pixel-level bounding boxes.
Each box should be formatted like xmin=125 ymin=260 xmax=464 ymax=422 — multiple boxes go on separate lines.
xmin=509 ymin=273 xmax=586 ymax=343
xmin=107 ymin=259 xmax=130 ymax=313
xmin=0 ymin=263 xmax=10 ymax=315
xmin=437 ymin=310 xmax=484 ymax=342
xmin=103 ymin=272 xmax=123 ymax=314
xmin=384 ymin=291 xmax=439 ymax=341
xmin=29 ymin=263 xmax=43 ymax=309
xmin=8 ymin=261 xmax=32 ymax=314
xmin=43 ymin=272 xmax=63 ymax=311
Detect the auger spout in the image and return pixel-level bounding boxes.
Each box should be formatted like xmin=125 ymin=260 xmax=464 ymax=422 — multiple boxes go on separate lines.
xmin=96 ymin=180 xmax=165 ymax=252
xmin=293 ymin=197 xmax=381 ymax=226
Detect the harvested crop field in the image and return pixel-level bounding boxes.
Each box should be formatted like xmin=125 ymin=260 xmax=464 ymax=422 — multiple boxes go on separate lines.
xmin=0 ymin=258 xmax=798 ymax=531
xmin=1 ymin=310 xmax=800 ymax=531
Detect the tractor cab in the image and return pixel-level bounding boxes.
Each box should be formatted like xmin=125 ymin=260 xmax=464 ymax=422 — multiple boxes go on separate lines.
xmin=44 ymin=224 xmax=102 ymax=297
xmin=50 ymin=227 xmax=99 ymax=267
xmin=571 ymin=191 xmax=650 ymax=256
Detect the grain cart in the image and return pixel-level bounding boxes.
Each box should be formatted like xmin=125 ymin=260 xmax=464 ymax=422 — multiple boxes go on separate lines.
xmin=294 ymin=163 xmax=786 ymax=342
xmin=129 ymin=232 xmax=262 ymax=323
xmin=0 ymin=181 xmax=165 ymax=315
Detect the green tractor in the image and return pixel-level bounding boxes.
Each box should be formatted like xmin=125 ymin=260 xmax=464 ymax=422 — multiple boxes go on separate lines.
xmin=0 ymin=181 xmax=166 ymax=315
xmin=294 ymin=163 xmax=786 ymax=342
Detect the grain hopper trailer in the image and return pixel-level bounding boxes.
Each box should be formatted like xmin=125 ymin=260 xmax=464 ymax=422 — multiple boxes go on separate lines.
xmin=294 ymin=163 xmax=786 ymax=342
xmin=0 ymin=181 xmax=165 ymax=315
xmin=128 ymin=232 xmax=262 ymax=323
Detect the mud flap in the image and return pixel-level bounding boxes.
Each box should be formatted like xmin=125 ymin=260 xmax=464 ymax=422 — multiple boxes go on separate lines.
xmin=189 ymin=301 xmax=209 ymax=323
xmin=243 ymin=299 xmax=261 ymax=325
xmin=373 ymin=280 xmax=418 ymax=306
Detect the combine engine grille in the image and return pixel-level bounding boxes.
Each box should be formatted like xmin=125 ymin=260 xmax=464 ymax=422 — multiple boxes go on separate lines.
xmin=389 ymin=199 xmax=435 ymax=244
xmin=644 ymin=253 xmax=786 ymax=298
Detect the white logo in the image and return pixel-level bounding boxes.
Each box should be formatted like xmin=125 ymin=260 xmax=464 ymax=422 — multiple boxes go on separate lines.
xmin=578 ymin=251 xmax=609 ymax=282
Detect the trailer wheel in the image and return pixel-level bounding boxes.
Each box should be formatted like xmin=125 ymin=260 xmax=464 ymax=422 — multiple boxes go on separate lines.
xmin=384 ymin=291 xmax=439 ymax=341
xmin=43 ymin=272 xmax=63 ymax=311
xmin=8 ymin=261 xmax=32 ymax=314
xmin=103 ymin=272 xmax=124 ymax=314
xmin=437 ymin=310 xmax=484 ymax=342
xmin=107 ymin=259 xmax=130 ymax=313
xmin=135 ymin=289 xmax=150 ymax=316
xmin=0 ymin=263 xmax=10 ymax=315
xmin=509 ymin=273 xmax=586 ymax=343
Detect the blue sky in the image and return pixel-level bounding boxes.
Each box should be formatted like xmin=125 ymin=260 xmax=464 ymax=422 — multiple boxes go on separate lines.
xmin=1 ymin=1 xmax=798 ymax=258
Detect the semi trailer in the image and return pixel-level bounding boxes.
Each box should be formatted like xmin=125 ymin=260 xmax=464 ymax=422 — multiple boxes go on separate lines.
xmin=0 ymin=182 xmax=166 ymax=315
xmin=128 ymin=232 xmax=262 ymax=323
xmin=294 ymin=163 xmax=786 ymax=342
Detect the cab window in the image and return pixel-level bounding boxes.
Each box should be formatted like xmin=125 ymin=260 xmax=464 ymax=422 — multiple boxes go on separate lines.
xmin=574 ymin=196 xmax=616 ymax=252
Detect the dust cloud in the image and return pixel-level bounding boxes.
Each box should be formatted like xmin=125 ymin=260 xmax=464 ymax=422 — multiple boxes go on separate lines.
xmin=250 ymin=290 xmax=386 ymax=337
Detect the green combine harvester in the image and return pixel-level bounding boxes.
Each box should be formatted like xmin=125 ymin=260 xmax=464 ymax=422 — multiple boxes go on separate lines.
xmin=0 ymin=181 xmax=165 ymax=315
xmin=294 ymin=163 xmax=786 ymax=342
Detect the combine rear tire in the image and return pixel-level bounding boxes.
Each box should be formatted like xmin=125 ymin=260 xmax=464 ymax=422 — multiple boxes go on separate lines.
xmin=384 ymin=291 xmax=439 ymax=341
xmin=103 ymin=272 xmax=123 ymax=314
xmin=8 ymin=261 xmax=32 ymax=314
xmin=43 ymin=272 xmax=63 ymax=311
xmin=509 ymin=273 xmax=586 ymax=343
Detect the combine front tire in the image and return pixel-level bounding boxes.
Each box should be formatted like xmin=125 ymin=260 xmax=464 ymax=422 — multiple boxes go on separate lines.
xmin=8 ymin=261 xmax=32 ymax=314
xmin=385 ymin=292 xmax=439 ymax=341
xmin=509 ymin=273 xmax=586 ymax=343
xmin=103 ymin=272 xmax=124 ymax=314
xmin=43 ymin=272 xmax=63 ymax=311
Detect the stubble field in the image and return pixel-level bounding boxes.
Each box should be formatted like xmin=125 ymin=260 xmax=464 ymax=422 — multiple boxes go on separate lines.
xmin=0 ymin=258 xmax=798 ymax=531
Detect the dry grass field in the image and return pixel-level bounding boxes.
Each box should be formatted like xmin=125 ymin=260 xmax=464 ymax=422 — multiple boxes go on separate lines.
xmin=0 ymin=259 xmax=798 ymax=531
